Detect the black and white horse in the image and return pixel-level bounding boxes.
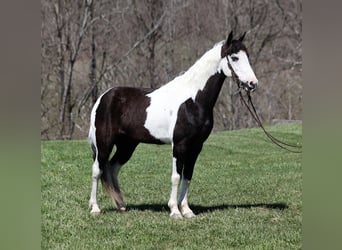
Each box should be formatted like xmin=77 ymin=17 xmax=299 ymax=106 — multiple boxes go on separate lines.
xmin=88 ymin=31 xmax=258 ymax=218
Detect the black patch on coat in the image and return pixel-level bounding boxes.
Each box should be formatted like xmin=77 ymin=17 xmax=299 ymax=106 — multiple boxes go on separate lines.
xmin=95 ymin=87 xmax=164 ymax=148
xmin=172 ymin=72 xmax=226 ymax=180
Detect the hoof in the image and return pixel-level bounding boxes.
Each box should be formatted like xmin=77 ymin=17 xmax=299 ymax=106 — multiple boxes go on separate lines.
xmin=170 ymin=212 xmax=183 ymax=219
xmin=118 ymin=206 xmax=126 ymax=212
xmin=183 ymin=212 xmax=196 ymax=219
xmin=90 ymin=204 xmax=101 ymax=215
xmin=90 ymin=210 xmax=101 ymax=216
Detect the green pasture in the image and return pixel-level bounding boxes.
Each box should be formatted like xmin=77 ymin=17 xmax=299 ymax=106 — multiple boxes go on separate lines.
xmin=41 ymin=123 xmax=302 ymax=249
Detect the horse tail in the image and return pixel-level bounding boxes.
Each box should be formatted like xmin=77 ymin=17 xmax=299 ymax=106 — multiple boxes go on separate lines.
xmin=100 ymin=162 xmax=125 ymax=209
xmin=100 ymin=163 xmax=114 ymax=199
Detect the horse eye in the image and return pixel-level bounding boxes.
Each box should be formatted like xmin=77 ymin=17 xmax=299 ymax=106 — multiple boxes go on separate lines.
xmin=231 ymin=56 xmax=238 ymax=62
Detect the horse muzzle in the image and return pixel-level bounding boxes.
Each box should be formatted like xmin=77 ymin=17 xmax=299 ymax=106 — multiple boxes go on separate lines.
xmin=242 ymin=81 xmax=258 ymax=92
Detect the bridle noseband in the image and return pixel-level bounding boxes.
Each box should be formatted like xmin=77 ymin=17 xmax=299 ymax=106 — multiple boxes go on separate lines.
xmin=226 ymin=55 xmax=302 ymax=153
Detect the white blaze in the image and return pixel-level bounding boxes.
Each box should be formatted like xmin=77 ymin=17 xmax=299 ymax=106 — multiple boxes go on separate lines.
xmin=228 ymin=51 xmax=258 ymax=84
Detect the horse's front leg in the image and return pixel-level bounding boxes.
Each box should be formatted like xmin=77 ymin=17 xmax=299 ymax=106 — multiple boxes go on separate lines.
xmin=178 ymin=178 xmax=195 ymax=218
xmin=177 ymin=143 xmax=202 ymax=218
xmin=168 ymin=157 xmax=183 ymax=219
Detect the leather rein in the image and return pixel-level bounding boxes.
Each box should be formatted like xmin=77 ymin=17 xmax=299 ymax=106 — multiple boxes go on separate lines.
xmin=226 ymin=55 xmax=302 ymax=153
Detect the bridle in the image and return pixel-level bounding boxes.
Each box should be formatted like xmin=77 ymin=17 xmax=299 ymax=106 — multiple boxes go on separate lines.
xmin=226 ymin=55 xmax=302 ymax=153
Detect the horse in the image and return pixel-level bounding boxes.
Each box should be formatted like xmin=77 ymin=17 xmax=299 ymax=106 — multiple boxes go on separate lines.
xmin=88 ymin=31 xmax=258 ymax=219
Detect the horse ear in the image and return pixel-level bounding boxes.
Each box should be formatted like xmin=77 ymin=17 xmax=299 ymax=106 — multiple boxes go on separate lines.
xmin=239 ymin=32 xmax=246 ymax=42
xmin=226 ymin=30 xmax=233 ymax=45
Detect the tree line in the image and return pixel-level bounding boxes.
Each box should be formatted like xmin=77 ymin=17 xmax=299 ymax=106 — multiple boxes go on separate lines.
xmin=41 ymin=0 xmax=302 ymax=139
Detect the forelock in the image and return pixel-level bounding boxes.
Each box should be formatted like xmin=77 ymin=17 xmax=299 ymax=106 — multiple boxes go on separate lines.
xmin=228 ymin=40 xmax=248 ymax=56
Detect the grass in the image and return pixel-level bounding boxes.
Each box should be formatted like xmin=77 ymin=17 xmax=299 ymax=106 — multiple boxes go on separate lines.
xmin=41 ymin=123 xmax=302 ymax=249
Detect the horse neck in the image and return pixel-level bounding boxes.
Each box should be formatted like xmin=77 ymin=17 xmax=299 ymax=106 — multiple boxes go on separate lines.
xmin=152 ymin=44 xmax=225 ymax=110
xmin=183 ymin=45 xmax=222 ymax=87
xmin=194 ymin=71 xmax=226 ymax=111
xmin=164 ymin=45 xmax=223 ymax=95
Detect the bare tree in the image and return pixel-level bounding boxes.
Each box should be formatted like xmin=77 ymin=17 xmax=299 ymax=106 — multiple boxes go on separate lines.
xmin=41 ymin=0 xmax=302 ymax=139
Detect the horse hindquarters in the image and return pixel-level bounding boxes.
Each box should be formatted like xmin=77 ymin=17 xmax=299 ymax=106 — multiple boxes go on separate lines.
xmin=88 ymin=88 xmax=118 ymax=214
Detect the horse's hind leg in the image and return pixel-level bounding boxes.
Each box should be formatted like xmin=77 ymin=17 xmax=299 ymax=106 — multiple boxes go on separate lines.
xmin=89 ymin=144 xmax=102 ymax=215
xmin=89 ymin=157 xmax=101 ymax=214
xmin=89 ymin=136 xmax=115 ymax=215
xmin=108 ymin=137 xmax=138 ymax=211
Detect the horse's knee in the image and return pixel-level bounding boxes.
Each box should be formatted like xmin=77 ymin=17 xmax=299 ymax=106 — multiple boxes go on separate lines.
xmin=171 ymin=173 xmax=180 ymax=185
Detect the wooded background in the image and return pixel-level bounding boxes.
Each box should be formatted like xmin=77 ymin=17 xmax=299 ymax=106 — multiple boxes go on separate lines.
xmin=41 ymin=0 xmax=302 ymax=140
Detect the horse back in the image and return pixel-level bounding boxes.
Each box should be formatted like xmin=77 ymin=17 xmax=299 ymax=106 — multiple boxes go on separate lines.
xmin=95 ymin=87 xmax=164 ymax=144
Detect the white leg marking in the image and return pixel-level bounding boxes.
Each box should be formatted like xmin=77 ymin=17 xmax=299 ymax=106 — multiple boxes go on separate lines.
xmin=179 ymin=178 xmax=195 ymax=218
xmin=89 ymin=159 xmax=101 ymax=214
xmin=168 ymin=157 xmax=182 ymax=219
xmin=88 ymin=90 xmax=108 ymax=215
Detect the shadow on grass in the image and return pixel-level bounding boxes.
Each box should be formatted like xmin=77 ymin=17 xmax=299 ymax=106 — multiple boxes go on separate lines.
xmin=103 ymin=202 xmax=288 ymax=214
xmin=192 ymin=203 xmax=288 ymax=214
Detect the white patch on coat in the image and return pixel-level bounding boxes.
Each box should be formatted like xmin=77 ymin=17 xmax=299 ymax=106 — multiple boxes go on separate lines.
xmin=144 ymin=43 xmax=225 ymax=143
xmin=218 ymin=56 xmax=231 ymax=76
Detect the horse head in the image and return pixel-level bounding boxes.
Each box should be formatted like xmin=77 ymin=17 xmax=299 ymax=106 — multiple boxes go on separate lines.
xmin=219 ymin=31 xmax=258 ymax=92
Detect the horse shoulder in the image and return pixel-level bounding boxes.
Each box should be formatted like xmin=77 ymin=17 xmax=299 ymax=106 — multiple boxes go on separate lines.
xmin=173 ymin=98 xmax=213 ymax=143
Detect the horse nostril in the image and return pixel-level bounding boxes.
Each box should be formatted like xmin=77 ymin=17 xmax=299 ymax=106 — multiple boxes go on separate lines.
xmin=249 ymin=82 xmax=257 ymax=90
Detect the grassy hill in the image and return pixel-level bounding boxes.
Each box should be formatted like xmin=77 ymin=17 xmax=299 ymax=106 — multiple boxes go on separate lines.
xmin=41 ymin=123 xmax=302 ymax=249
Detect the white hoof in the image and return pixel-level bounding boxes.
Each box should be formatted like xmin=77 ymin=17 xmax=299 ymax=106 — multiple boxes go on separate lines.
xmin=183 ymin=211 xmax=196 ymax=218
xmin=118 ymin=206 xmax=126 ymax=212
xmin=181 ymin=206 xmax=195 ymax=218
xmin=90 ymin=204 xmax=101 ymax=215
xmin=170 ymin=212 xmax=183 ymax=219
